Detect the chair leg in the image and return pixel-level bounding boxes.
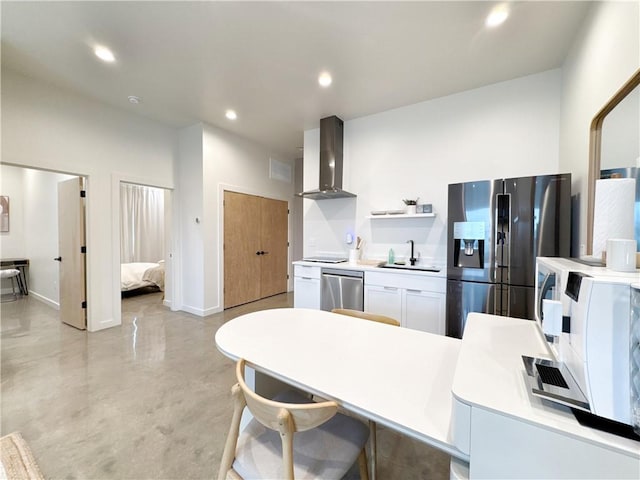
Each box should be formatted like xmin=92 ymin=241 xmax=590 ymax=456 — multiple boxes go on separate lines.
xmin=368 ymin=420 xmax=377 ymax=480
xmin=358 ymin=448 xmax=370 ymax=480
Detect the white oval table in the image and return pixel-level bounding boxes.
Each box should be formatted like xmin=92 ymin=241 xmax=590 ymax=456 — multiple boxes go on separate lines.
xmin=215 ymin=307 xmax=466 ymax=460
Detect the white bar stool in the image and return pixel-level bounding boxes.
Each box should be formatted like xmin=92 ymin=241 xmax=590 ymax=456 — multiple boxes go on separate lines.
xmin=1 ymin=269 xmax=21 ymax=302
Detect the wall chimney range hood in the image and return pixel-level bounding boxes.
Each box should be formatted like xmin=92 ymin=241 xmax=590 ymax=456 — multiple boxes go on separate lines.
xmin=298 ymin=115 xmax=356 ymax=200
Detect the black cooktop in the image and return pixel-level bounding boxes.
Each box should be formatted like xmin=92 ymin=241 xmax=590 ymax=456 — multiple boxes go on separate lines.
xmin=302 ymin=256 xmax=348 ymax=263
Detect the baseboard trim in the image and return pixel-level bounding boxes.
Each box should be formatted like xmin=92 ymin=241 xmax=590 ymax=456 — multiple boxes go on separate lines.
xmin=29 ymin=291 xmax=60 ymax=310
xmin=89 ymin=317 xmax=119 ymax=332
xmin=179 ymin=304 xmax=223 ymax=317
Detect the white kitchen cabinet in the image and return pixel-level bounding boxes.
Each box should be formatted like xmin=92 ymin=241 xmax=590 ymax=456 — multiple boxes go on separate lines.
xmin=365 ymin=271 xmax=446 ymax=335
xmin=404 ymin=288 xmax=445 ymax=335
xmin=364 ymin=285 xmax=403 ymax=321
xmin=293 ymin=265 xmax=321 ymax=309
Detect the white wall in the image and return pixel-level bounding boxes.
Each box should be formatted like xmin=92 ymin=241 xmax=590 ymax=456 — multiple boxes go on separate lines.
xmin=303 ymin=69 xmax=563 ymax=265
xmin=2 ymin=69 xmax=177 ymax=331
xmin=175 ymin=123 xmax=295 ymax=316
xmin=176 ymin=123 xmax=205 ymax=315
xmin=559 ymin=0 xmax=640 ymax=254
xmin=0 ymin=165 xmax=25 ymax=258
xmin=23 ymin=168 xmax=75 ymax=306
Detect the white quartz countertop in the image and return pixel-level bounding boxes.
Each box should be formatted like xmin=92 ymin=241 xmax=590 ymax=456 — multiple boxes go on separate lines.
xmin=452 ymin=312 xmax=640 ymax=458
xmin=293 ymin=259 xmax=447 ymax=278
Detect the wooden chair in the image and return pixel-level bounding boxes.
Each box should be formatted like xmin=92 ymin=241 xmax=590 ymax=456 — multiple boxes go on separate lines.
xmin=218 ymin=359 xmax=370 ymax=480
xmin=331 ymin=308 xmax=400 ymax=480
xmin=331 ymin=308 xmax=400 ymax=327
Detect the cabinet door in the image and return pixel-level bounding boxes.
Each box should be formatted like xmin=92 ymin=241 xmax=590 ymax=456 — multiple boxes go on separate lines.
xmin=293 ymin=276 xmax=320 ymax=309
xmin=364 ymin=285 xmax=402 ymax=322
xmin=404 ymin=289 xmax=445 ymax=335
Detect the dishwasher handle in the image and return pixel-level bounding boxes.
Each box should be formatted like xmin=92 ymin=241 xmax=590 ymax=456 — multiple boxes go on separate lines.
xmin=320 ymin=268 xmax=364 ymax=278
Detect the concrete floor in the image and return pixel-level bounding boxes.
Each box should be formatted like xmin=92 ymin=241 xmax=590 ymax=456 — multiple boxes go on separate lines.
xmin=1 ymin=292 xmax=450 ymax=479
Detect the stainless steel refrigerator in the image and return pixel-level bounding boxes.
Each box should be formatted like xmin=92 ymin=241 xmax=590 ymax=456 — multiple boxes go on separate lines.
xmin=446 ymin=174 xmax=571 ymax=338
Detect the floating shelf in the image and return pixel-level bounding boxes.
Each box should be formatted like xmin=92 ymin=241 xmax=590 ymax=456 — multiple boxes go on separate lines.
xmin=366 ymin=213 xmax=436 ymax=219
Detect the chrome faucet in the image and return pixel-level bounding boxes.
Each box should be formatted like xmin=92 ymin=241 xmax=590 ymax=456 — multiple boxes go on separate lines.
xmin=407 ymin=240 xmax=417 ymax=266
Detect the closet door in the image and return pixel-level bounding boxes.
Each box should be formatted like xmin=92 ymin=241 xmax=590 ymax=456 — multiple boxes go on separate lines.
xmin=223 ymin=191 xmax=262 ymax=308
xmin=260 ymin=197 xmax=288 ymax=298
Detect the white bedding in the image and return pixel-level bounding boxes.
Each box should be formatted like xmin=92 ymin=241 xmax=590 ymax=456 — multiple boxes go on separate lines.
xmin=121 ymin=262 xmax=165 ymax=291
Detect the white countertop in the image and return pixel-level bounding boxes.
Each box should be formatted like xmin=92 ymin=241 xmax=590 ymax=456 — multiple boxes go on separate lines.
xmin=215 ymin=307 xmax=465 ymax=459
xmin=293 ymin=259 xmax=447 ymax=278
xmin=452 ymin=312 xmax=640 ymax=459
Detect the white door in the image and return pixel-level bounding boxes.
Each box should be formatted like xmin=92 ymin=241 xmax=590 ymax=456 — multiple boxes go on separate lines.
xmin=57 ymin=177 xmax=87 ymax=329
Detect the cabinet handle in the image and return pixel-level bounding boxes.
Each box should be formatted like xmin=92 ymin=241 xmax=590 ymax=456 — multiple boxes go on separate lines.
xmin=383 ymin=286 xmax=398 ymax=291
xmin=301 ymin=277 xmax=313 ymax=280
xmin=407 ymin=289 xmax=422 ymax=293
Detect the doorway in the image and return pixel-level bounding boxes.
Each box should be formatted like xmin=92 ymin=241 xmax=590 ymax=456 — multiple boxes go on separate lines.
xmin=0 ymin=165 xmax=86 ymax=326
xmin=118 ymin=182 xmax=171 ymax=307
xmin=223 ymin=190 xmax=288 ymax=309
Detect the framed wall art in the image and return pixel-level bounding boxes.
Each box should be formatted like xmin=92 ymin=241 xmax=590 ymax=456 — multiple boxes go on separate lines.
xmin=0 ymin=196 xmax=9 ymax=232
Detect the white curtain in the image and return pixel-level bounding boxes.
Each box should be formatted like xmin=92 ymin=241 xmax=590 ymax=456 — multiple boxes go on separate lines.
xmin=120 ymin=183 xmax=165 ymax=263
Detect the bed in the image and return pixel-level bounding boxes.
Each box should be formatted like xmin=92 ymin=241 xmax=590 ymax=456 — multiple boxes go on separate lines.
xmin=121 ymin=261 xmax=165 ymax=292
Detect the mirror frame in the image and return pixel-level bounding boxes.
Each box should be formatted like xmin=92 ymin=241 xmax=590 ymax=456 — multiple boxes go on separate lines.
xmin=587 ymin=68 xmax=640 ymax=255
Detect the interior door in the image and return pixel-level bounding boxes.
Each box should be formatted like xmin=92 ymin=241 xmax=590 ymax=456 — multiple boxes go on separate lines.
xmin=57 ymin=177 xmax=87 ymax=329
xmin=259 ymin=197 xmax=288 ymax=298
xmin=223 ymin=191 xmax=261 ymax=308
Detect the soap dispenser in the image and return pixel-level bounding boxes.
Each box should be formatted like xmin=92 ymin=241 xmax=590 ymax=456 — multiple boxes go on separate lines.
xmin=388 ymin=248 xmax=395 ymax=264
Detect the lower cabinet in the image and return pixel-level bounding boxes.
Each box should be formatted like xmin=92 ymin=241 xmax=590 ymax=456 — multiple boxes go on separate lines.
xmin=364 ymin=272 xmax=446 ymax=335
xmin=404 ymin=288 xmax=445 ymax=335
xmin=293 ymin=265 xmax=321 ymax=309
xmin=363 ymin=285 xmax=402 ymax=321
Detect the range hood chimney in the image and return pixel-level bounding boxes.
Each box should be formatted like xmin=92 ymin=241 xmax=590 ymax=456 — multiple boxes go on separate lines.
xmin=298 ymin=115 xmax=356 ymax=200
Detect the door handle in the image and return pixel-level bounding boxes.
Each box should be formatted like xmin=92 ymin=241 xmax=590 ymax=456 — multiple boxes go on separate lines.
xmin=255 ymin=251 xmax=269 ymax=255
xmin=256 ymin=251 xmax=262 ymax=255
xmin=54 ymin=257 xmax=62 ymax=262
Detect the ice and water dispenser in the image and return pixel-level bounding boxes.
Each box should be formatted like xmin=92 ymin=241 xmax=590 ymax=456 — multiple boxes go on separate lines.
xmin=452 ymin=221 xmax=485 ymax=268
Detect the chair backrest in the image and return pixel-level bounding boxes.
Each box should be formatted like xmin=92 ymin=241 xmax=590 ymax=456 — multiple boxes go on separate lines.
xmin=331 ymin=308 xmax=400 ymax=327
xmin=235 ymin=359 xmax=338 ymax=432
xmin=218 ymin=359 xmax=340 ymax=480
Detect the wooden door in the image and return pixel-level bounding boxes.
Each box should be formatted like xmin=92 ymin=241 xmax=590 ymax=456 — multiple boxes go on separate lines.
xmin=224 ymin=191 xmax=262 ymax=308
xmin=224 ymin=191 xmax=289 ymax=309
xmin=260 ymin=197 xmax=288 ymax=298
xmin=58 ymin=177 xmax=87 ymax=329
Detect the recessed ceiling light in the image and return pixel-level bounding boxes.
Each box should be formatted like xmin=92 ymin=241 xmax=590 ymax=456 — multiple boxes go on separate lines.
xmin=486 ymin=4 xmax=509 ymax=28
xmin=94 ymin=45 xmax=115 ymax=63
xmin=225 ymin=109 xmax=237 ymax=120
xmin=128 ymin=95 xmax=141 ymax=104
xmin=318 ymin=71 xmax=332 ymax=88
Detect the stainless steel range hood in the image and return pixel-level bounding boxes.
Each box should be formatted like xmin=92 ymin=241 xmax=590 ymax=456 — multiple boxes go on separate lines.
xmin=298 ymin=115 xmax=356 ymax=200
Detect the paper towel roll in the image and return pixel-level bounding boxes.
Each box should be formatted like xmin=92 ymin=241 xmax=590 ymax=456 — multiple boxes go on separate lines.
xmin=593 ymin=178 xmax=636 ymax=258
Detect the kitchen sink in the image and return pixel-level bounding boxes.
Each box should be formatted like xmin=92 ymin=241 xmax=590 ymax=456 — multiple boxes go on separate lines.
xmin=377 ymin=262 xmax=440 ymax=272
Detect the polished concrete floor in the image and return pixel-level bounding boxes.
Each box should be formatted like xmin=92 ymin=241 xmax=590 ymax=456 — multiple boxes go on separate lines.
xmin=1 ymin=293 xmax=450 ymax=479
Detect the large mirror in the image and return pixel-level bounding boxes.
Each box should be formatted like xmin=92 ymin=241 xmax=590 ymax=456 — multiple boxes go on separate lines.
xmin=587 ymin=68 xmax=640 ymax=255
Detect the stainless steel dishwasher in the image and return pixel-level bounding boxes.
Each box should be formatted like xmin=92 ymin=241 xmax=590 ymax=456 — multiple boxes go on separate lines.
xmin=320 ymin=268 xmax=364 ymax=312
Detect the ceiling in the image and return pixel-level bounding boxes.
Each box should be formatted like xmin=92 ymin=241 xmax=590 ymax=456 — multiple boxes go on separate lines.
xmin=1 ymin=1 xmax=591 ymax=159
